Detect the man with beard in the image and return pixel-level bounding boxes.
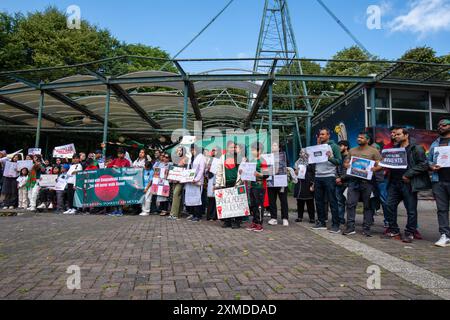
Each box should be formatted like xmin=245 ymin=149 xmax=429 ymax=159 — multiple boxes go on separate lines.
xmin=429 ymin=117 xmax=450 ymax=247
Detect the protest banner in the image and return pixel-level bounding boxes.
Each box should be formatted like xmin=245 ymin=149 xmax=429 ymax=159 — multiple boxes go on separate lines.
xmin=306 ymin=144 xmax=332 ymax=164
xmin=53 ymin=144 xmax=76 ymax=159
xmin=346 ymin=157 xmax=375 ymax=181
xmin=3 ymin=161 xmax=18 ymax=178
xmin=297 ymin=165 xmax=307 ymax=180
xmin=73 ymin=168 xmax=144 ymax=208
xmin=215 ymin=186 xmax=250 ymax=220
xmin=380 ymin=148 xmax=408 ymax=169
xmin=39 ymin=174 xmax=58 ymax=188
xmin=434 ymin=146 xmax=450 ymax=168
xmin=17 ymin=160 xmax=33 ymax=171
xmin=240 ymin=163 xmax=257 ymax=182
xmin=28 ymin=148 xmax=41 ymax=155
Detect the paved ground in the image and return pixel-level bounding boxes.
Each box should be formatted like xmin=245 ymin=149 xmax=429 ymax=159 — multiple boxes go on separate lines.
xmin=0 ymin=199 xmax=448 ymax=300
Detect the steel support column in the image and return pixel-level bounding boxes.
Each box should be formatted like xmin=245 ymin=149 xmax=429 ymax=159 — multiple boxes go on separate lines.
xmin=370 ymin=86 xmax=376 ymax=137
xmin=35 ymin=91 xmax=44 ymax=148
xmin=183 ymin=82 xmax=189 ymax=130
xmin=102 ymin=86 xmax=111 ymax=158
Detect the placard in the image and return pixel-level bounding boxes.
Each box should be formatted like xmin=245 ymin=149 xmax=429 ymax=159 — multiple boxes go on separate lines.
xmin=346 ymin=156 xmax=375 ymax=181
xmin=28 ymin=148 xmax=41 ymax=156
xmin=3 ymin=161 xmax=18 ymax=178
xmin=434 ymin=146 xmax=450 ymax=168
xmin=297 ymin=165 xmax=307 ymax=180
xmin=17 ymin=160 xmax=33 ymax=171
xmin=380 ymin=148 xmax=408 ymax=169
xmin=240 ymin=163 xmax=257 ymax=182
xmin=215 ymin=186 xmax=250 ymax=220
xmin=150 ymin=178 xmax=170 ymax=197
xmin=166 ymin=167 xmax=196 ymax=183
xmin=273 ymin=175 xmax=288 ymax=187
xmin=306 ymin=144 xmax=332 ymax=164
xmin=54 ymin=179 xmax=68 ymax=191
xmin=39 ymin=174 xmax=58 ymax=188
xmin=53 ymin=144 xmax=76 ymax=159
xmin=68 ymin=164 xmax=83 ymax=176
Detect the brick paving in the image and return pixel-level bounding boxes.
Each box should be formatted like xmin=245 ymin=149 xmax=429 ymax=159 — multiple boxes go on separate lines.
xmin=0 ymin=200 xmax=447 ymax=300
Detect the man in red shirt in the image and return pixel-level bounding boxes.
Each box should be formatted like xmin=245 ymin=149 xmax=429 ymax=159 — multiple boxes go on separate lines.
xmin=107 ymin=148 xmax=131 ymax=217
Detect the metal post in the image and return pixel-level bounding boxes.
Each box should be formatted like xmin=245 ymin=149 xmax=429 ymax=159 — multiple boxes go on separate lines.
xmin=102 ymin=85 xmax=111 ymax=158
xmin=35 ymin=91 xmax=44 ymax=148
xmin=183 ymin=82 xmax=189 ymax=130
xmin=306 ymin=116 xmax=312 ymax=147
xmin=370 ymin=86 xmax=376 ymax=137
xmin=268 ymin=82 xmax=273 ymax=153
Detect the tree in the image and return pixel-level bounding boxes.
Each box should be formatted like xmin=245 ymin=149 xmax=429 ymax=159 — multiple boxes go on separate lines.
xmin=396 ymin=47 xmax=446 ymax=80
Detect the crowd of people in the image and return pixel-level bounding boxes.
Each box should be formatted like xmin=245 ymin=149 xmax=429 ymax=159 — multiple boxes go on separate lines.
xmin=0 ymin=116 xmax=449 ymax=248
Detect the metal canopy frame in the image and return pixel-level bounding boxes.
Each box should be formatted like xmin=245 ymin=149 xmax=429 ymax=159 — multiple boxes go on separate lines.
xmin=0 ymin=56 xmax=449 ymax=151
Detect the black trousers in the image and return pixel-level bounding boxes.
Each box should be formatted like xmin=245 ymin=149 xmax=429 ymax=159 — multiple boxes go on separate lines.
xmin=206 ymin=197 xmax=217 ymax=220
xmin=432 ymin=182 xmax=450 ymax=237
xmin=297 ymin=199 xmax=315 ymax=221
xmin=268 ymin=187 xmax=289 ymax=220
xmin=250 ymin=187 xmax=266 ymax=225
xmin=67 ymin=184 xmax=75 ymax=209
xmin=188 ymin=205 xmax=203 ymax=219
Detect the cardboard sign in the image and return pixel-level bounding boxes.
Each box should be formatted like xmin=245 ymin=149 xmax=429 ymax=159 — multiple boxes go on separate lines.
xmin=39 ymin=174 xmax=58 ymax=188
xmin=346 ymin=157 xmax=375 ymax=181
xmin=28 ymin=148 xmax=41 ymax=156
xmin=297 ymin=165 xmax=307 ymax=180
xmin=273 ymin=175 xmax=288 ymax=187
xmin=150 ymin=178 xmax=170 ymax=197
xmin=167 ymin=167 xmax=196 ymax=183
xmin=306 ymin=144 xmax=332 ymax=164
xmin=3 ymin=161 xmax=18 ymax=178
xmin=53 ymin=144 xmax=76 ymax=159
xmin=215 ymin=186 xmax=250 ymax=220
xmin=434 ymin=146 xmax=450 ymax=168
xmin=54 ymin=179 xmax=68 ymax=191
xmin=380 ymin=148 xmax=408 ymax=169
xmin=17 ymin=160 xmax=34 ymax=171
xmin=68 ymin=164 xmax=83 ymax=176
xmin=240 ymin=163 xmax=257 ymax=182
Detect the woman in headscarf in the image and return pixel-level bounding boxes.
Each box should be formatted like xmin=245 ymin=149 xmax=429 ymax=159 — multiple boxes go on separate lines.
xmin=294 ymin=149 xmax=316 ymax=223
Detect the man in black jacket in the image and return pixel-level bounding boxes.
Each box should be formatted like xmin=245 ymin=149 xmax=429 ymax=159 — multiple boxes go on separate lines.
xmin=383 ymin=128 xmax=431 ymax=243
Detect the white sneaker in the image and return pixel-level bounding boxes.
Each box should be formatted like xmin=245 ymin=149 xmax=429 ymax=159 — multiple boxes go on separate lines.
xmin=8 ymin=206 xmax=14 ymax=210
xmin=63 ymin=209 xmax=72 ymax=215
xmin=2 ymin=206 xmax=8 ymax=210
xmin=139 ymin=212 xmax=149 ymax=216
xmin=37 ymin=203 xmax=47 ymax=209
xmin=435 ymin=234 xmax=450 ymax=248
xmin=264 ymin=212 xmax=271 ymax=217
xmin=70 ymin=209 xmax=78 ymax=215
xmin=283 ymin=219 xmax=289 ymax=227
xmin=48 ymin=203 xmax=54 ymax=209
xmin=268 ymin=219 xmax=278 ymax=226
xmin=26 ymin=207 xmax=33 ymax=211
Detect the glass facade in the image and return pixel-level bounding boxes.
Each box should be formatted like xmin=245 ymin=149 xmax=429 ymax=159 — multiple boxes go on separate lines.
xmin=366 ymin=88 xmax=449 ymax=130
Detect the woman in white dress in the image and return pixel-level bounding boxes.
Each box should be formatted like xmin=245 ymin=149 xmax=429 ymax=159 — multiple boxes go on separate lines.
xmin=185 ymin=144 xmax=206 ymax=223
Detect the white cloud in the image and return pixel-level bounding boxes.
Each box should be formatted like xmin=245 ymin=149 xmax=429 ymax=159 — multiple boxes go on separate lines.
xmin=388 ymin=0 xmax=450 ymax=38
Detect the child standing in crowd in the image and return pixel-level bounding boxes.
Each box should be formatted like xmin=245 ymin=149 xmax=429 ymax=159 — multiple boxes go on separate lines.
xmin=140 ymin=161 xmax=155 ymax=216
xmin=294 ymin=149 xmax=316 ymax=224
xmin=17 ymin=168 xmax=29 ymax=210
xmin=246 ymin=143 xmax=268 ymax=232
xmin=64 ymin=154 xmax=83 ymax=215
xmin=26 ymin=156 xmax=44 ymax=212
xmin=55 ymin=164 xmax=69 ymax=214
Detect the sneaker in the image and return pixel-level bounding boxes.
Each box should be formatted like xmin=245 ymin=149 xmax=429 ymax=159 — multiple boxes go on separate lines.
xmin=283 ymin=219 xmax=289 ymax=227
xmin=343 ymin=228 xmax=356 ymax=236
xmin=191 ymin=217 xmax=200 ymax=223
xmin=402 ymin=233 xmax=414 ymax=243
xmin=186 ymin=215 xmax=194 ymax=221
xmin=253 ymin=224 xmax=264 ymax=233
xmin=268 ymin=219 xmax=278 ymax=226
xmin=63 ymin=209 xmax=73 ymax=215
xmin=2 ymin=206 xmax=8 ymax=210
xmin=70 ymin=209 xmax=78 ymax=215
xmin=37 ymin=203 xmax=47 ymax=209
xmin=311 ymin=223 xmax=327 ymax=230
xmin=222 ymin=222 xmax=232 ymax=229
xmin=295 ymin=218 xmax=303 ymax=223
xmin=264 ymin=212 xmax=271 ymax=217
xmin=309 ymin=219 xmax=316 ymax=224
xmin=167 ymin=215 xmax=178 ymax=221
xmin=115 ymin=211 xmax=123 ymax=217
xmin=434 ymin=234 xmax=450 ymax=248
xmin=246 ymin=223 xmax=257 ymax=231
xmin=8 ymin=206 xmax=15 ymax=210
xmin=362 ymin=230 xmax=372 ymax=238
xmin=48 ymin=203 xmax=54 ymax=210
xmin=329 ymin=226 xmax=341 ymax=234
xmin=108 ymin=211 xmax=118 ymax=217
xmin=139 ymin=212 xmax=150 ymax=216
xmin=26 ymin=207 xmax=34 ymax=211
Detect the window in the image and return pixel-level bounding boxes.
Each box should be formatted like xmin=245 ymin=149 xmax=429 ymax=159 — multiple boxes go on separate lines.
xmin=392 ymin=111 xmax=430 ymax=130
xmin=392 ymin=90 xmax=429 ymax=110
xmin=368 ymin=109 xmax=390 ymax=127
xmin=375 ymin=89 xmax=389 ymax=109
xmin=431 ymin=94 xmax=447 ymax=110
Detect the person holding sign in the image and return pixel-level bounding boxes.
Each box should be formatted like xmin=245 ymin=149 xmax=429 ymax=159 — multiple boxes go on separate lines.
xmin=215 ymin=141 xmax=244 ymax=229
xmin=168 ymin=147 xmax=189 ymax=220
xmin=246 ymin=143 xmax=269 ymax=233
xmin=1 ymin=154 xmax=20 ymax=210
xmin=293 ymin=149 xmax=316 ymax=224
xmin=429 ymin=117 xmax=450 ymax=247
xmin=383 ymin=128 xmax=431 ymax=243
xmin=185 ymin=144 xmax=207 ymax=223
xmin=139 ymin=162 xmax=155 ymax=216
xmin=106 ymin=148 xmax=131 ymax=217
xmin=311 ymin=128 xmax=342 ymax=231
xmin=25 ymin=156 xmax=44 ymax=212
xmin=63 ymin=154 xmax=84 ymax=215
xmin=343 ymin=132 xmax=382 ymax=237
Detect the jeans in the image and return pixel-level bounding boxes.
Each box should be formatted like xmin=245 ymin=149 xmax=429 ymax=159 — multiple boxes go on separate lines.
xmin=268 ymin=187 xmax=289 ymax=220
xmin=250 ymin=187 xmax=266 ymax=225
xmin=297 ymin=199 xmax=315 ymax=221
xmin=56 ymin=190 xmax=66 ymax=211
xmin=377 ymin=180 xmax=395 ymax=226
xmin=335 ymin=184 xmax=346 ymax=225
xmin=432 ymin=182 xmax=450 ymax=237
xmin=315 ymin=177 xmax=339 ymax=227
xmin=386 ymin=181 xmax=418 ymax=235
xmin=346 ymin=181 xmax=375 ymax=231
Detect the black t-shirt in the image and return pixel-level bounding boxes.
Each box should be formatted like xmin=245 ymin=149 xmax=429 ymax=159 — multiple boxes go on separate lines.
xmin=438 ymin=138 xmax=450 ymax=182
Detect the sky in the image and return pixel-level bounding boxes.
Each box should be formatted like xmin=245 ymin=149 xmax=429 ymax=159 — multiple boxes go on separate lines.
xmin=2 ymin=0 xmax=450 ymax=65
